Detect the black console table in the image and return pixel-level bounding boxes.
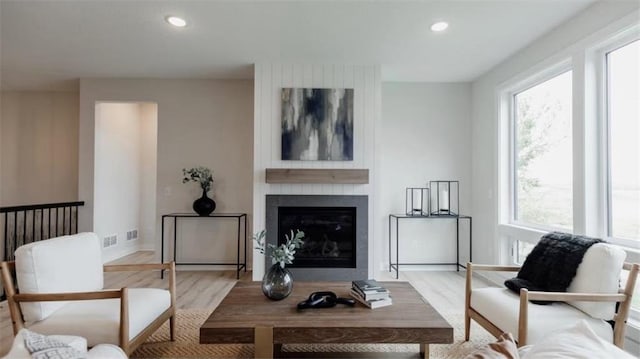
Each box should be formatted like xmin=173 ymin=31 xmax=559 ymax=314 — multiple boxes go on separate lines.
xmin=161 ymin=213 xmax=247 ymax=279
xmin=388 ymin=214 xmax=472 ymax=279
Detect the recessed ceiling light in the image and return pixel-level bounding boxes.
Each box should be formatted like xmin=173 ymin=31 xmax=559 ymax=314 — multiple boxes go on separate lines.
xmin=430 ymin=21 xmax=449 ymax=32
xmin=165 ymin=16 xmax=187 ymax=28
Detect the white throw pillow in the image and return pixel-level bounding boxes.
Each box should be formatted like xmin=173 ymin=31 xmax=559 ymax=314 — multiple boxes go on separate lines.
xmin=522 ymin=320 xmax=634 ymax=359
xmin=567 ymin=243 xmax=626 ymax=320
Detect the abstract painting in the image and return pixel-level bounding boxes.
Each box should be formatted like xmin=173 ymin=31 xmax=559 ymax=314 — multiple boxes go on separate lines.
xmin=281 ymin=88 xmax=354 ymax=161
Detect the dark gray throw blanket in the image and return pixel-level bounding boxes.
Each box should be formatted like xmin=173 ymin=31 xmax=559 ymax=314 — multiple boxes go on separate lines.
xmin=505 ymin=232 xmax=602 ymax=304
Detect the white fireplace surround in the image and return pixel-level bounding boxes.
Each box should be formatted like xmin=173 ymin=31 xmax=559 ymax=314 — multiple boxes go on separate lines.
xmin=265 ymin=194 xmax=368 ymax=281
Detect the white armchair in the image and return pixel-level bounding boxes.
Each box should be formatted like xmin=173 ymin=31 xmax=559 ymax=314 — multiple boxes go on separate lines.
xmin=464 ymin=243 xmax=639 ymax=348
xmin=0 ymin=233 xmax=176 ymax=355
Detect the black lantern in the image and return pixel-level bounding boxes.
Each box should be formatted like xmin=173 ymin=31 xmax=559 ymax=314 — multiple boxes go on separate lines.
xmin=405 ymin=187 xmax=429 ymax=216
xmin=429 ymin=181 xmax=459 ymax=216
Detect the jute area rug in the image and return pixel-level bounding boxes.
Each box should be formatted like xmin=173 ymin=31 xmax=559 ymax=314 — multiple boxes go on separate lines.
xmin=132 ymin=309 xmax=495 ymax=359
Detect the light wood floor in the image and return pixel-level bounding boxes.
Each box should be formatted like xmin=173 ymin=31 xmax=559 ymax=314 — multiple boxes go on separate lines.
xmin=0 ymin=251 xmax=493 ymax=355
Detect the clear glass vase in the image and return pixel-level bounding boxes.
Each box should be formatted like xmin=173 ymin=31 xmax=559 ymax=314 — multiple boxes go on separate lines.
xmin=262 ymin=263 xmax=293 ymax=300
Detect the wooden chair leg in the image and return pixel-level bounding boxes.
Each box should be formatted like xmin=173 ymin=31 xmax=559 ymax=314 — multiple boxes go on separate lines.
xmin=465 ymin=263 xmax=472 ymax=341
xmin=169 ymin=262 xmax=177 ymax=342
xmin=464 ymin=309 xmax=471 ymax=341
xmin=420 ymin=343 xmax=429 ymax=359
xmin=119 ymin=287 xmax=130 ymax=353
xmin=518 ymin=289 xmax=529 ymax=347
xmin=170 ymin=314 xmax=176 ymax=341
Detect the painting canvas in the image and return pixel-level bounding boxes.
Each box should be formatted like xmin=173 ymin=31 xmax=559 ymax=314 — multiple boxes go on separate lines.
xmin=281 ymin=88 xmax=354 ymax=161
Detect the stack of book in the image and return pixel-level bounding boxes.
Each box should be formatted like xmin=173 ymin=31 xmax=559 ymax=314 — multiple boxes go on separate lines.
xmin=350 ymin=279 xmax=392 ymax=309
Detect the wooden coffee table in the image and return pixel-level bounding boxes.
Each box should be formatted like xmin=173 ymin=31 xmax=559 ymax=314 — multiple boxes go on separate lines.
xmin=200 ymin=281 xmax=453 ymax=358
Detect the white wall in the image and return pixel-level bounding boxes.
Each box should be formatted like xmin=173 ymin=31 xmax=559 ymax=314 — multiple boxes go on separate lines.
xmin=79 ymin=79 xmax=254 ymax=263
xmin=380 ymin=83 xmax=472 ymax=270
xmin=0 ymin=91 xmax=78 ymax=206
xmin=94 ymin=103 xmax=145 ymax=259
xmin=93 ymin=102 xmax=157 ymax=260
xmin=252 ymin=64 xmax=381 ymax=280
xmin=139 ymin=103 xmax=158 ymax=251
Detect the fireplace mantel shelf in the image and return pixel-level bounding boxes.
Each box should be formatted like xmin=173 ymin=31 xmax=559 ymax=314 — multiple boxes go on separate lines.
xmin=265 ymin=168 xmax=369 ymax=184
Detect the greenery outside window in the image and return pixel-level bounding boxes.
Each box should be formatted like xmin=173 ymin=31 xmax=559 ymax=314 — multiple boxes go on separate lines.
xmin=511 ymin=70 xmax=573 ymax=231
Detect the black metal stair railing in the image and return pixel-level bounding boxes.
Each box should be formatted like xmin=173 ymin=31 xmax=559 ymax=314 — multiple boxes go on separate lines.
xmin=0 ymin=201 xmax=84 ymax=300
xmin=1 ymin=201 xmax=85 ymax=261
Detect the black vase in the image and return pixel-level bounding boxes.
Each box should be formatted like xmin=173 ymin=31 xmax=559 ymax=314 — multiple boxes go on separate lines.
xmin=193 ymin=189 xmax=216 ymax=216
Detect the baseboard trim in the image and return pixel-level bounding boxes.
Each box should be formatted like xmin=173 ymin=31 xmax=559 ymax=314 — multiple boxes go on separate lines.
xmin=140 ymin=244 xmax=155 ymax=251
xmin=176 ymin=264 xmax=247 ymax=272
xmin=102 ymin=245 xmax=140 ymax=263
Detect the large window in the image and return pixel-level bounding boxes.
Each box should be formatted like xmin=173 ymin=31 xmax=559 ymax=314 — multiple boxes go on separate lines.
xmin=500 ymin=25 xmax=639 ymax=320
xmin=607 ymin=40 xmax=639 ymax=242
xmin=512 ymin=70 xmax=573 ymax=230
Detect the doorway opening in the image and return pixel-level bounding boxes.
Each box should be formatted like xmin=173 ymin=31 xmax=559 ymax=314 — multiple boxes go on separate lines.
xmin=93 ymin=102 xmax=158 ymax=258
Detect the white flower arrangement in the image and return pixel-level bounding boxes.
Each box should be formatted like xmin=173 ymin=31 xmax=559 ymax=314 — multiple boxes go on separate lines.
xmin=182 ymin=166 xmax=213 ymax=192
xmin=253 ymin=229 xmax=305 ymax=268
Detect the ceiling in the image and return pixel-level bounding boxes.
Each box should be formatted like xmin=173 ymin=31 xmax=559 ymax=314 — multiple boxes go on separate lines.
xmin=0 ymin=0 xmax=597 ymax=91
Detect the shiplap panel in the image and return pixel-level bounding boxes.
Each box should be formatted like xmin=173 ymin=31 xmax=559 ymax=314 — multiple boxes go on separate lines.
xmin=270 ymin=64 xmax=279 ymax=172
xmin=311 ymin=65 xmax=323 ymax=194
xmin=345 ymin=68 xmax=358 ymax=185
xmin=356 ymin=67 xmax=365 ymax=172
xmin=332 ymin=64 xmax=344 ymax=195
xmin=253 ymin=63 xmax=381 ymax=280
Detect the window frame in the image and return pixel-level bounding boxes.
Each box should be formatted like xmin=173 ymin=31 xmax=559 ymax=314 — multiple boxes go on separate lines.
xmin=506 ymin=62 xmax=574 ymax=233
xmin=592 ymin=24 xmax=640 ymax=327
xmin=497 ymin=15 xmax=640 ymax=326
xmin=598 ymin=35 xmax=640 ymax=248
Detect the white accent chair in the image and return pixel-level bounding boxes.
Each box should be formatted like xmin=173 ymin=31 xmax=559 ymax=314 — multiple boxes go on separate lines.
xmin=0 ymin=233 xmax=176 ymax=355
xmin=465 ymin=243 xmax=639 ymax=348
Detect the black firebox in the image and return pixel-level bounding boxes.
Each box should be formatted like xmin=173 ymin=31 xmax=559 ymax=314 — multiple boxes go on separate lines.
xmin=277 ymin=206 xmax=356 ymax=268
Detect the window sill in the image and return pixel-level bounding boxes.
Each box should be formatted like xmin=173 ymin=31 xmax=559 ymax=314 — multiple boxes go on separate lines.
xmin=607 ymin=236 xmax=640 ymax=251
xmin=616 ymin=246 xmax=640 ymax=264
xmin=497 ymin=223 xmax=547 ymax=244
xmin=498 ymin=223 xmax=640 ymax=263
